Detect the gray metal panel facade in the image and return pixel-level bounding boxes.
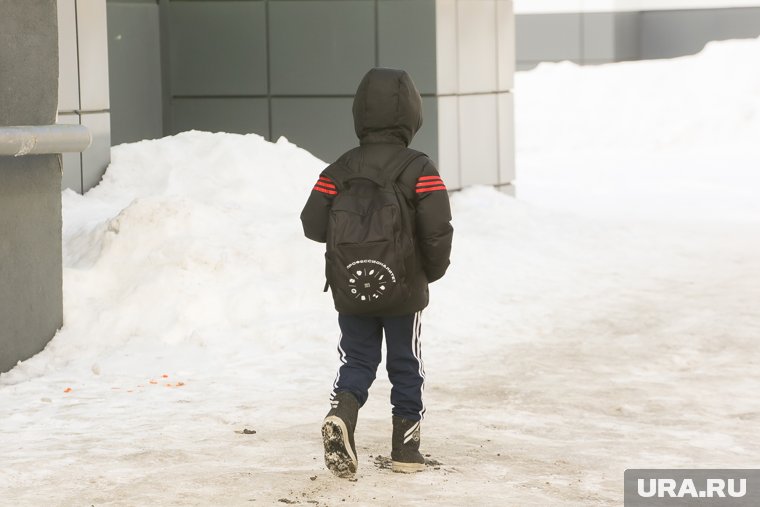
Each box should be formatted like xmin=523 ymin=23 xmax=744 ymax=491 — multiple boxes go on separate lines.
xmin=270 ymin=96 xmax=438 ymax=164
xmin=169 ymin=1 xmax=268 ymax=96
xmin=269 ymin=0 xmax=375 ymax=95
xmin=516 ymin=12 xmax=582 ymax=66
xmin=497 ymin=91 xmax=515 ymax=186
xmin=105 ymin=0 xmax=515 ymax=186
xmin=271 ymin=97 xmax=357 ymax=163
xmin=639 ymin=7 xmax=760 ymax=60
xmin=59 ymin=113 xmax=84 ymax=192
xmin=415 ymin=96 xmax=439 ymax=163
xmin=378 ymin=0 xmax=437 ymax=95
xmin=613 ymin=11 xmax=641 ymax=62
xmin=159 ymin=0 xmax=456 ymax=165
xmin=107 ymin=1 xmax=164 ymax=144
xmin=57 ymin=0 xmax=80 ymax=113
xmin=172 ymin=97 xmax=269 ymax=136
xmin=433 ymin=0 xmax=515 ymax=190
xmin=76 ymin=0 xmax=111 ymax=111
xmin=516 ymin=7 xmax=760 ymax=70
xmin=458 ymin=93 xmax=499 ymax=187
xmin=81 ymin=112 xmax=112 ymax=190
xmin=58 ymin=0 xmax=112 ymax=193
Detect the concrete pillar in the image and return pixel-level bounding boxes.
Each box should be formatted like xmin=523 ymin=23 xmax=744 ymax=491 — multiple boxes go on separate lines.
xmin=0 ymin=0 xmax=63 ymax=374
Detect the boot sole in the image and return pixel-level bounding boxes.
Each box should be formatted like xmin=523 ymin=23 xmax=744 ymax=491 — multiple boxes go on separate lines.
xmin=391 ymin=460 xmax=426 ymax=473
xmin=322 ymin=416 xmax=357 ymax=478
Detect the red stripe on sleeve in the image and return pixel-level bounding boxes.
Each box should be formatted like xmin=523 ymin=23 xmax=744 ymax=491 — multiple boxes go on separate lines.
xmin=418 ymin=175 xmax=443 ymax=182
xmin=313 ymin=185 xmax=337 ymax=195
xmin=416 ymin=185 xmax=447 ymax=194
xmin=416 ymin=179 xmax=444 ymax=188
xmin=315 ymin=180 xmax=336 ymax=190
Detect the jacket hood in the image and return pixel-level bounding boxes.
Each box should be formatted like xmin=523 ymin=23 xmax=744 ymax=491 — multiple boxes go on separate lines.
xmin=352 ymin=68 xmax=423 ymax=146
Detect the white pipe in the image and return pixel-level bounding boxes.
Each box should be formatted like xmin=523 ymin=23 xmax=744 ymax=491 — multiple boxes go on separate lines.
xmin=0 ymin=125 xmax=91 ymax=156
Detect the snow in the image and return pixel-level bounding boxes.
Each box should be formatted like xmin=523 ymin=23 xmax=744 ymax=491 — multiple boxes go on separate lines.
xmin=514 ymin=37 xmax=760 ymax=222
xmin=2 ymin=37 xmax=760 ymax=506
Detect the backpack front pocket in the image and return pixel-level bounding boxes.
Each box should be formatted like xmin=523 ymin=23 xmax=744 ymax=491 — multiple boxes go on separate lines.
xmin=329 ymin=240 xmax=409 ymax=309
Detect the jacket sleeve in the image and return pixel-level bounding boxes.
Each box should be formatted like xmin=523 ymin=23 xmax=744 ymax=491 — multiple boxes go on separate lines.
xmin=414 ymin=160 xmax=453 ymax=283
xmin=300 ymin=174 xmax=337 ymax=243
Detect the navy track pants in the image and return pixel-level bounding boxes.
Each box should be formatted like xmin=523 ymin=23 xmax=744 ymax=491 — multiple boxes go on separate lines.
xmin=330 ymin=311 xmax=426 ymax=421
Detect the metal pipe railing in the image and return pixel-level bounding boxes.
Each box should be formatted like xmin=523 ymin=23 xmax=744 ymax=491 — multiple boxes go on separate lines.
xmin=0 ymin=125 xmax=91 ymax=156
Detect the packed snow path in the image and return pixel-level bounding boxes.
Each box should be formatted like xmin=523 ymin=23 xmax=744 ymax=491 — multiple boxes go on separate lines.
xmin=2 ymin=38 xmax=760 ymax=505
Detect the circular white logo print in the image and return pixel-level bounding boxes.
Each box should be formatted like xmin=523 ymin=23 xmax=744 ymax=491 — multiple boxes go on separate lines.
xmin=346 ymin=260 xmax=396 ymax=302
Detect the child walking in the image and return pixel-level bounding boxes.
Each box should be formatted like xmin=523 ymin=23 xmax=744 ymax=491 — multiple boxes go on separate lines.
xmin=300 ymin=68 xmax=453 ymax=477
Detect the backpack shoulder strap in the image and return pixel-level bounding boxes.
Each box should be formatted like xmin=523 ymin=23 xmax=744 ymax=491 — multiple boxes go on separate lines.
xmin=321 ymin=161 xmax=353 ymax=191
xmin=388 ymin=149 xmax=427 ymax=185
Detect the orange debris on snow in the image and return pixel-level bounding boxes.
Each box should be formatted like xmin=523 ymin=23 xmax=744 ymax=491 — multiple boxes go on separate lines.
xmin=162 ymin=374 xmax=169 ymax=378
xmin=63 ymin=387 xmax=72 ymax=393
xmin=142 ymin=379 xmax=185 ymax=388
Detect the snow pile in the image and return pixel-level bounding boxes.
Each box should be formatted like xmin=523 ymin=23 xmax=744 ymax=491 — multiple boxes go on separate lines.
xmin=515 ymin=36 xmax=760 ymax=155
xmin=515 ymin=37 xmax=760 ymax=222
xmin=4 ymin=132 xmax=332 ymax=381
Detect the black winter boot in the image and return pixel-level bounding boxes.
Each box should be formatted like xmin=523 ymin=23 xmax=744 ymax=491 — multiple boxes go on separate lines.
xmin=391 ymin=416 xmax=426 ymax=473
xmin=322 ymin=391 xmax=359 ymax=478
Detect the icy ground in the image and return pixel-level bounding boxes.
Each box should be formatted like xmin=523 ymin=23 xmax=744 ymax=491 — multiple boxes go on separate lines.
xmin=2 ymin=38 xmax=760 ymax=506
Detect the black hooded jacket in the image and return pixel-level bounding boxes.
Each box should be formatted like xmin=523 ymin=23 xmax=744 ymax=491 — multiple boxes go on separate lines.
xmin=300 ymin=68 xmax=453 ymax=315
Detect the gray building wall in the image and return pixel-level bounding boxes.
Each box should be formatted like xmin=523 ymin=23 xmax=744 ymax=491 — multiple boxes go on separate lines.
xmin=0 ymin=0 xmax=63 ymax=374
xmin=107 ymin=0 xmax=164 ymax=145
xmin=164 ymin=0 xmax=439 ymax=165
xmin=516 ymin=7 xmax=760 ymax=70
xmin=639 ymin=7 xmax=760 ymax=59
xmin=58 ymin=0 xmax=112 ymax=193
xmin=105 ymin=0 xmax=516 ymax=191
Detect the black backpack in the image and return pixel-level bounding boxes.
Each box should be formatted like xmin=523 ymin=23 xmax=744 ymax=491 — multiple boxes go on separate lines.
xmin=323 ymin=150 xmax=425 ymax=314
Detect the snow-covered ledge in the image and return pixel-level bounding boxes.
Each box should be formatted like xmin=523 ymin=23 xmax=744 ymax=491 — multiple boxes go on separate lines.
xmin=0 ymin=124 xmax=91 ymax=157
